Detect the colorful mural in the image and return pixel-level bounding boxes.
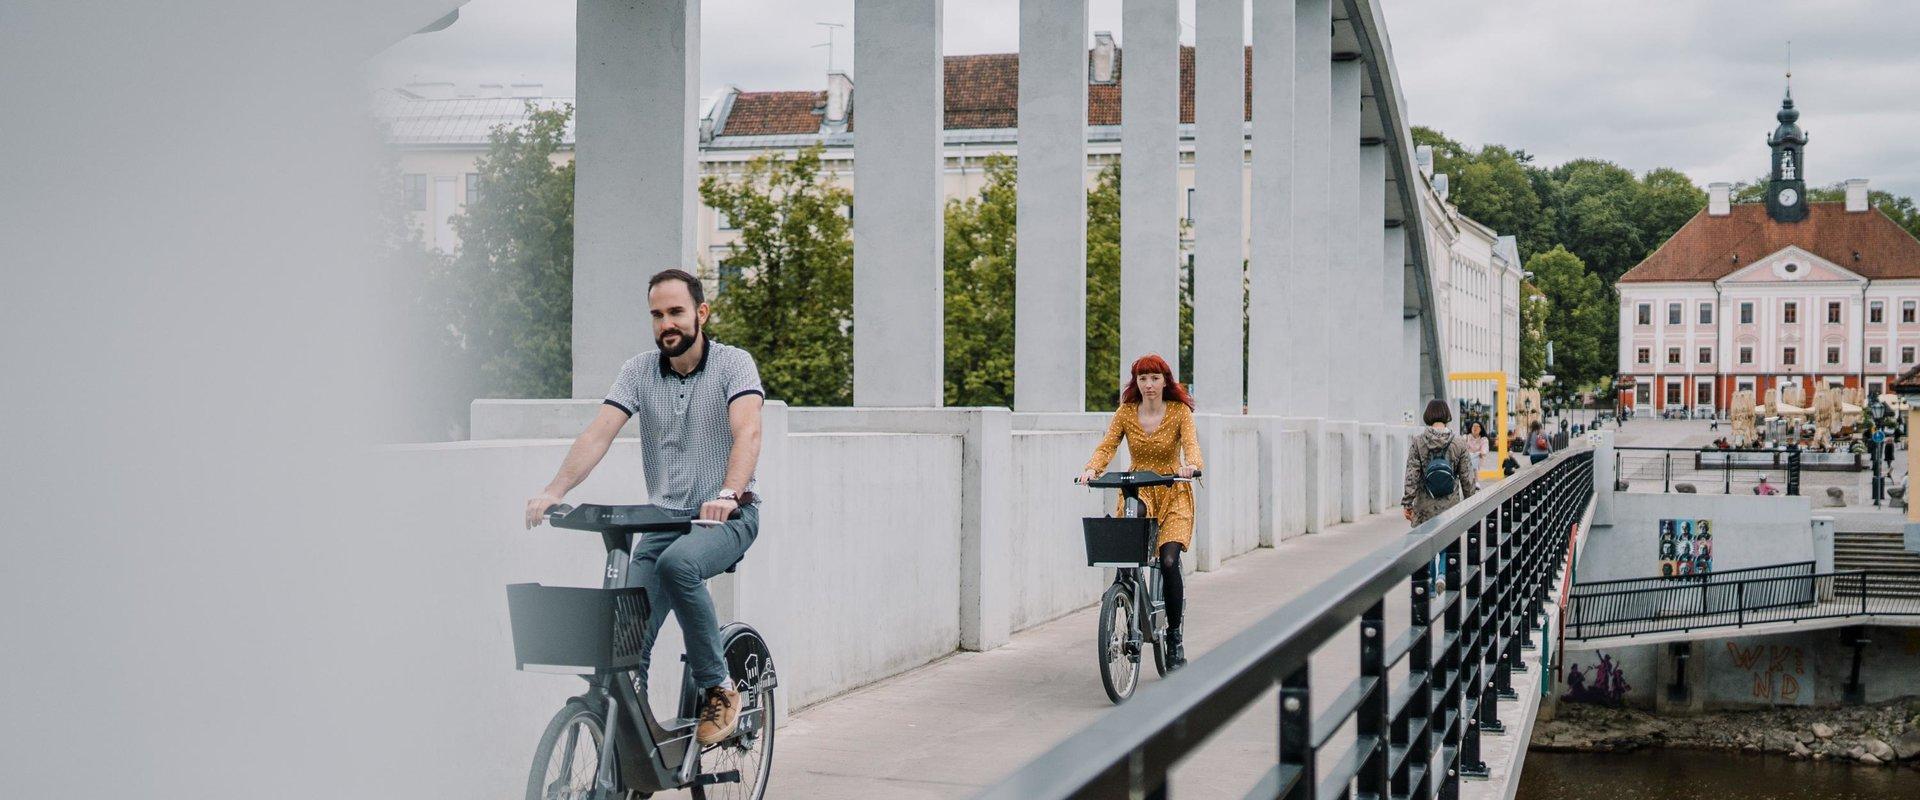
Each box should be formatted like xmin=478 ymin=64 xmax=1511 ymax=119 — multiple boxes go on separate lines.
xmin=1562 ymin=652 xmax=1632 ymax=706
xmin=1658 ymin=518 xmax=1714 ymax=577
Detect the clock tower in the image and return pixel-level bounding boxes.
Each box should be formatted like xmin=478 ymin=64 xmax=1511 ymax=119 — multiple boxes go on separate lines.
xmin=1766 ymin=81 xmax=1809 ymax=222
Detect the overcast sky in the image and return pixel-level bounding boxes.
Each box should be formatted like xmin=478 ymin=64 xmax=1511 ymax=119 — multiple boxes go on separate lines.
xmin=371 ymin=0 xmax=1920 ymax=198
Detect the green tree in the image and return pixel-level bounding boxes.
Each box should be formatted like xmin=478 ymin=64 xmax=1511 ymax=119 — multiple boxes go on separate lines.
xmin=699 ymin=145 xmax=854 ymax=406
xmin=1518 ymin=282 xmax=1548 ymax=384
xmin=448 ymin=102 xmax=576 ymax=400
xmin=372 ymin=126 xmax=469 ymax=441
xmin=1085 ymin=163 xmax=1122 ymax=410
xmin=943 ymin=155 xmax=1018 ymax=406
xmin=1525 ymin=246 xmax=1610 ymax=391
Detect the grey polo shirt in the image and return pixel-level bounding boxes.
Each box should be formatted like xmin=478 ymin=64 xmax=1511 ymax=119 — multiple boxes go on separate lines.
xmin=603 ymin=336 xmax=765 ymax=511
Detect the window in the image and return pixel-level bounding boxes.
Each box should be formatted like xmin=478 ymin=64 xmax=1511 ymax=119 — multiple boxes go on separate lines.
xmin=1906 ymin=346 xmax=1916 ymax=364
xmin=716 ymin=259 xmax=743 ymax=295
xmin=1698 ymin=381 xmax=1714 ymax=405
xmin=1739 ymin=346 xmax=1754 ymax=364
xmin=1637 ymin=303 xmax=1651 ymax=326
xmin=1667 ymin=383 xmax=1682 ymax=405
xmin=717 ymin=209 xmax=737 ymax=231
xmin=1740 ymin=302 xmax=1754 ymax=324
xmin=1700 ymin=303 xmax=1713 ymax=324
xmin=1827 ymin=346 xmax=1841 ymax=365
xmin=1185 ymin=187 xmax=1196 ymax=224
xmin=1871 ymin=302 xmax=1885 ymax=323
xmin=1870 ymin=346 xmax=1884 ymax=364
xmin=1636 ymin=348 xmax=1651 ymax=365
xmin=1699 ymin=347 xmax=1712 ymax=364
xmin=1783 ymin=347 xmax=1797 ymax=365
xmin=1635 ymin=384 xmax=1650 ymax=405
xmin=1828 ymin=302 xmax=1842 ymax=324
xmin=403 ymin=173 xmax=427 ymax=211
xmin=1668 ymin=303 xmax=1682 ymax=325
xmin=1738 ymin=379 xmax=1755 ymax=393
xmin=465 ymin=173 xmax=480 ymax=206
xmin=1784 ymin=302 xmax=1797 ymax=323
xmin=1870 ymin=380 xmax=1885 ymax=396
xmin=1667 ymin=347 xmax=1681 ymax=365
xmin=1905 ymin=301 xmax=1916 ymax=323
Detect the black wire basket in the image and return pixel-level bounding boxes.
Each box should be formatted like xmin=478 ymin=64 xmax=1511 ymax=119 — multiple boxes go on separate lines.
xmin=505 ymin=584 xmax=651 ymax=673
xmin=1082 ymin=517 xmax=1159 ymax=567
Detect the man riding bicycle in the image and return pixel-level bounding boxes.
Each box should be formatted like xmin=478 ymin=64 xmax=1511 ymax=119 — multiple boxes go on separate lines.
xmin=523 ymin=268 xmax=765 ymax=746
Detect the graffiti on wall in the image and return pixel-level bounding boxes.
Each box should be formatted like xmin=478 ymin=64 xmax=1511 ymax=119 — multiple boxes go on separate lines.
xmin=1658 ymin=518 xmax=1714 ymax=577
xmin=1562 ymin=653 xmax=1632 ymax=706
xmin=1725 ymin=641 xmax=1805 ymax=704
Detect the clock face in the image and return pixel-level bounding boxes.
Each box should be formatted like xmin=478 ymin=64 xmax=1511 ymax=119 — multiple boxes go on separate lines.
xmin=1779 ymin=188 xmax=1800 ymax=207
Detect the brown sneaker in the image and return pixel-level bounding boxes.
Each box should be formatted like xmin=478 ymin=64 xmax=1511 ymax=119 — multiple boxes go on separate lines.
xmin=695 ymin=685 xmax=741 ymax=744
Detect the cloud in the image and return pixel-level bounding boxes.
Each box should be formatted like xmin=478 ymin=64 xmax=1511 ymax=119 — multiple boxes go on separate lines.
xmin=371 ymin=0 xmax=1920 ymax=196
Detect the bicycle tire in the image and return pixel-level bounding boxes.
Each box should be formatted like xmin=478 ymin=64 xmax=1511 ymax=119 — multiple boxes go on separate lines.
xmin=696 ymin=625 xmax=777 ymax=800
xmin=526 ymin=701 xmax=606 ymax=800
xmin=1098 ymin=583 xmax=1139 ymax=704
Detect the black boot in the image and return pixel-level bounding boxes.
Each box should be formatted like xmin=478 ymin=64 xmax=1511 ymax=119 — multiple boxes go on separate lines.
xmin=1165 ymin=625 xmax=1187 ymax=670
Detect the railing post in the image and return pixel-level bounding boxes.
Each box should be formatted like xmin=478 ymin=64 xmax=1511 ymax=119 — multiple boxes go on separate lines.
xmin=1358 ymin=600 xmax=1389 ymax=797
xmin=1440 ymin=532 xmax=1466 ymax=797
xmin=1279 ymin=664 xmax=1312 ymax=800
xmin=1464 ymin=519 xmax=1495 ymax=770
xmin=1399 ymin=558 xmax=1434 ymax=800
xmin=1663 ymin=451 xmax=1671 ymax=493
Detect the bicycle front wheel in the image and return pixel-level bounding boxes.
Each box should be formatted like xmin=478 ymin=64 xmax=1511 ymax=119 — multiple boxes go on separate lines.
xmin=526 ymin=701 xmax=606 ymax=800
xmin=1098 ymin=583 xmax=1139 ymax=704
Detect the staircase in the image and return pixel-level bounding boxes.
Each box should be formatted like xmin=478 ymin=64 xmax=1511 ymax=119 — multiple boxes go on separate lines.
xmin=1832 ymin=530 xmax=1920 ymax=597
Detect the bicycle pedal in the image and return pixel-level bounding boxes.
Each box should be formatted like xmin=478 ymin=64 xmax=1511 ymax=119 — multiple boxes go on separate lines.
xmin=692 ymin=770 xmax=742 ymax=786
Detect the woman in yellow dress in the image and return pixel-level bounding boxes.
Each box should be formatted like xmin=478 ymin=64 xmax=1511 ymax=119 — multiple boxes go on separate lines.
xmin=1078 ymin=353 xmax=1204 ymax=669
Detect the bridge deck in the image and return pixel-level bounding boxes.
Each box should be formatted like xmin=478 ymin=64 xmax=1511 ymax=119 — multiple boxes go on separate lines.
xmin=656 ymin=509 xmax=1547 ymax=799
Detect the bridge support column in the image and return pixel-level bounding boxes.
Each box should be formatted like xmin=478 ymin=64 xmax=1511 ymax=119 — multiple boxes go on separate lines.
xmin=572 ymin=0 xmax=700 ymax=397
xmin=1249 ymin=0 xmax=1298 ymax=415
xmin=1384 ymin=225 xmax=1409 ymax=417
xmin=1328 ymin=56 xmax=1363 ymax=420
xmin=1119 ymin=0 xmax=1181 ymax=386
xmin=1192 ymin=0 xmax=1245 ymax=414
xmin=1014 ymin=0 xmax=1087 ymax=413
xmin=1360 ymin=139 xmax=1389 ymax=421
xmin=853 ymin=0 xmax=946 ymax=407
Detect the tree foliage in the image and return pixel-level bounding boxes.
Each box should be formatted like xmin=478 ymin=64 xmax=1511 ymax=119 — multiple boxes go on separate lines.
xmin=372 ymin=126 xmax=467 ymax=441
xmin=943 ymin=156 xmax=1018 ymax=406
xmin=1085 ymin=163 xmax=1123 ymax=410
xmin=699 ymin=145 xmax=854 ymax=406
xmin=1524 ymin=246 xmax=1611 ymax=393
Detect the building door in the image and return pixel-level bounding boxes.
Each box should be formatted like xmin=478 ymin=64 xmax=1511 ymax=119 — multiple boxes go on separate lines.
xmin=433 ymin=176 xmax=458 ymax=251
xmin=1697 ymin=379 xmax=1714 ymax=409
xmin=1666 ymin=381 xmax=1682 ymax=407
xmin=1635 ymin=384 xmax=1650 ymax=407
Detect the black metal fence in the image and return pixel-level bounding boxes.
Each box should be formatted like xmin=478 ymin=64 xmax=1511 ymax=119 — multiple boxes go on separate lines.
xmin=1567 ymin=569 xmax=1920 ymax=641
xmin=977 ymin=450 xmax=1595 ymax=800
xmin=1613 ymin=446 xmax=1831 ymax=495
xmin=1567 ymin=561 xmax=1816 ymax=596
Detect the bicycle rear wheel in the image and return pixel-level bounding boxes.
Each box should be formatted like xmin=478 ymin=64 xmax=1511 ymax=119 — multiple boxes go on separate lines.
xmin=526 ymin=701 xmax=606 ymax=800
xmin=1098 ymin=583 xmax=1139 ymax=704
xmin=695 ymin=626 xmax=777 ymax=800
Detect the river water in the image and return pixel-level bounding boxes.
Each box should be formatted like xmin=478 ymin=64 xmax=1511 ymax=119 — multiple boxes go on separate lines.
xmin=1517 ymin=749 xmax=1915 ymax=800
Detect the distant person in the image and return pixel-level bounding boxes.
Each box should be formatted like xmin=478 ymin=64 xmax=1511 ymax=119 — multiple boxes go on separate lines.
xmin=1403 ymin=399 xmax=1479 ymax=526
xmin=1755 ymin=475 xmax=1780 ymax=496
xmin=1464 ymin=420 xmax=1489 ymax=485
xmin=1526 ymin=421 xmax=1553 ymax=464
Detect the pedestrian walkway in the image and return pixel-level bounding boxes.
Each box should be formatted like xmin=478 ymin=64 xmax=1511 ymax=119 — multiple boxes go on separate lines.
xmin=677 ymin=511 xmax=1419 ymax=799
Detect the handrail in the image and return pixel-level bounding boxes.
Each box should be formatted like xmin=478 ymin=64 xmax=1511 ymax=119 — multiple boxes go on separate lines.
xmin=1567 ymin=568 xmax=1920 ymax=640
xmin=1568 ymin=561 xmax=1815 ymax=596
xmin=976 ymin=446 xmax=1595 ymax=799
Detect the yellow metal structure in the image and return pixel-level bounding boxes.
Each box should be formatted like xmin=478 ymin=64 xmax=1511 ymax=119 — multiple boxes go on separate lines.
xmin=1449 ymin=371 xmax=1509 ymax=481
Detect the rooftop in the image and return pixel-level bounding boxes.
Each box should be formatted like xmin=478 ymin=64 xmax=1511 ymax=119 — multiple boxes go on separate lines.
xmin=1617 ymin=202 xmax=1920 ymax=283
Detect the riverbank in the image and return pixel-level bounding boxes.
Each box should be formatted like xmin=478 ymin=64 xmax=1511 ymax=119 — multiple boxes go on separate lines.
xmin=1531 ymin=699 xmax=1920 ymax=767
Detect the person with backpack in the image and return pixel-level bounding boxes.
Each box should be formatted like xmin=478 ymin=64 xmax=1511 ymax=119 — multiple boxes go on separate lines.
xmin=1403 ymin=398 xmax=1480 ymax=525
xmin=1526 ymin=421 xmax=1553 ymax=464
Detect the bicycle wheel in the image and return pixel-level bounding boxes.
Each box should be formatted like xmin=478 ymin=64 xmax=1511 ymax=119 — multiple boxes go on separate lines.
xmin=526 ymin=701 xmax=605 ymax=800
xmin=696 ymin=627 xmax=777 ymax=800
xmin=1098 ymin=583 xmax=1139 ymax=704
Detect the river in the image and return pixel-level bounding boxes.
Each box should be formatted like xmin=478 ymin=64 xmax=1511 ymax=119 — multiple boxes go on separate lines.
xmin=1517 ymin=749 xmax=1915 ymax=800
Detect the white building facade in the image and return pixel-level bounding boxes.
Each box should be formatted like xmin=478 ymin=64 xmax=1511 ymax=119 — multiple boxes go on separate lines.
xmin=1412 ymin=146 xmax=1523 ymax=419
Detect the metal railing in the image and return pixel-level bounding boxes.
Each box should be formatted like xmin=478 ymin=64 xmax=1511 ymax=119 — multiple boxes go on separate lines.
xmin=1613 ymin=446 xmax=1815 ymax=494
xmin=1567 ymin=569 xmax=1920 ymax=641
xmin=977 ymin=449 xmax=1595 ymax=800
xmin=1567 ymin=561 xmax=1816 ymax=596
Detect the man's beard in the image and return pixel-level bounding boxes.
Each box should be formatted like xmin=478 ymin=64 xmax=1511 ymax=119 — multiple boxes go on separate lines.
xmin=657 ymin=320 xmax=701 ymax=357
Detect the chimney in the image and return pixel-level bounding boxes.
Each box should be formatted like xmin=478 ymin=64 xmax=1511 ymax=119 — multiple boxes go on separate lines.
xmin=1415 ymin=144 xmax=1434 ymax=177
xmin=824 ymin=71 xmax=853 ymax=132
xmin=1433 ymin=173 xmax=1449 ymax=202
xmin=1091 ymin=32 xmax=1117 ymax=84
xmin=1846 ymin=178 xmax=1870 ymax=212
xmin=1708 ymin=182 xmax=1731 ymax=216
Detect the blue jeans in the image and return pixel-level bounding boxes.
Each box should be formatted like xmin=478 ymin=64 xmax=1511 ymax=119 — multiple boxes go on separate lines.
xmin=629 ymin=504 xmax=759 ymax=689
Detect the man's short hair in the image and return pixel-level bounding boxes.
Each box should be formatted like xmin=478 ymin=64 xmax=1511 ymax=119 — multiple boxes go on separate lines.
xmin=1422 ymin=398 xmax=1451 ymax=426
xmin=648 ymin=268 xmax=705 ymax=307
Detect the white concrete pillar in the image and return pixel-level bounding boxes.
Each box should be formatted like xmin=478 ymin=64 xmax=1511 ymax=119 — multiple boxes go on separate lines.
xmin=853 ymin=0 xmax=945 ymax=407
xmin=1277 ymin=0 xmax=1326 ymax=417
xmin=1247 ymin=0 xmax=1296 ymax=414
xmin=1329 ymin=57 xmax=1363 ymax=419
xmin=1015 ymin=0 xmax=1088 ymax=412
xmin=572 ymin=0 xmax=700 ymax=398
xmin=1383 ymin=225 xmax=1408 ymax=418
xmin=1360 ymin=140 xmax=1388 ymax=422
xmin=1119 ymin=0 xmax=1182 ymax=386
xmin=1193 ymin=0 xmax=1245 ymax=414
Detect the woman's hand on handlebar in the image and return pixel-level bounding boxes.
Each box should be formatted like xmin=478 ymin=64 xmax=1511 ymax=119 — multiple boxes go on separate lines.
xmin=1077 ymin=469 xmax=1098 ymax=485
xmin=525 ymin=492 xmax=564 ymax=529
xmin=1176 ymin=466 xmax=1196 ymax=479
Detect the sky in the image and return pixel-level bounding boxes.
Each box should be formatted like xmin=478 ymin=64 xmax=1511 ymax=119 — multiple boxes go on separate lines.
xmin=370 ymin=0 xmax=1920 ymax=199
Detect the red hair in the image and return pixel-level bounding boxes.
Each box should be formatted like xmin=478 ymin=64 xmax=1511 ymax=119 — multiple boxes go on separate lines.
xmin=1121 ymin=354 xmax=1195 ymax=409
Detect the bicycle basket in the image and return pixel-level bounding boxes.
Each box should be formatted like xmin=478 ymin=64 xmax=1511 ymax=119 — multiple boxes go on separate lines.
xmin=1082 ymin=517 xmax=1159 ymax=567
xmin=505 ymin=584 xmax=651 ymax=673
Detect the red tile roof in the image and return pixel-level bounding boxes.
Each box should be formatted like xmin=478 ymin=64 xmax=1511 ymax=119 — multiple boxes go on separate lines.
xmin=715 ymin=47 xmax=1253 ymax=137
xmin=1618 ymin=202 xmax=1920 ymax=283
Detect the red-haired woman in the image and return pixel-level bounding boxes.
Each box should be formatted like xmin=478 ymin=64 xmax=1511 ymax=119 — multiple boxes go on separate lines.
xmin=1078 ymin=354 xmax=1205 ymax=669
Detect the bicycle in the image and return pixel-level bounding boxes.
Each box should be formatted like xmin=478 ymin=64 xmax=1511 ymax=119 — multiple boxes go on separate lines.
xmin=508 ymin=503 xmax=777 ymax=800
xmin=1077 ymin=470 xmax=1198 ymax=704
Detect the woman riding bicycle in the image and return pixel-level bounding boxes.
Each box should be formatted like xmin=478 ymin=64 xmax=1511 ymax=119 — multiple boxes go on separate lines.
xmin=1078 ymin=353 xmax=1204 ymax=670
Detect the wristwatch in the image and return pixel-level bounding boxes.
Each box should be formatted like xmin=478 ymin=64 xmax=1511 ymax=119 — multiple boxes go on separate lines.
xmin=715 ymin=489 xmax=740 ymax=503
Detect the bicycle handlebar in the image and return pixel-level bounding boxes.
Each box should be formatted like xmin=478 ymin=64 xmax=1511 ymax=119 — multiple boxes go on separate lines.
xmin=1074 ymin=469 xmax=1202 ymax=488
xmin=544 ymin=502 xmax=743 ymax=533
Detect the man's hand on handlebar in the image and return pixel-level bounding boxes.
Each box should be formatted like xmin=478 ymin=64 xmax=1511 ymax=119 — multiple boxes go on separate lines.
xmin=698 ymin=496 xmax=740 ymax=525
xmin=525 ymin=492 xmax=564 ymax=529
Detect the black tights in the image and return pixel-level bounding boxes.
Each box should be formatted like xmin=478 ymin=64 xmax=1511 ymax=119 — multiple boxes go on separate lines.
xmin=1159 ymin=542 xmax=1185 ymax=630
